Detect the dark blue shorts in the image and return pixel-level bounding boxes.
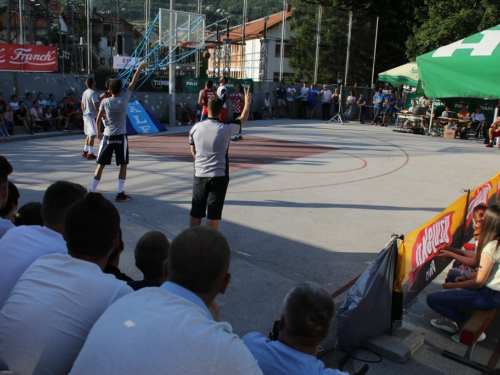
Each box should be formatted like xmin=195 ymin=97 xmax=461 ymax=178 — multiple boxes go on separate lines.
xmin=97 ymin=134 xmax=129 ymax=166
xmin=190 ymin=176 xmax=229 ymax=220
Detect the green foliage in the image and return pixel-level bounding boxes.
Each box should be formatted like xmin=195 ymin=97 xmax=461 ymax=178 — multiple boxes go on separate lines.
xmin=406 ymin=0 xmax=500 ymax=59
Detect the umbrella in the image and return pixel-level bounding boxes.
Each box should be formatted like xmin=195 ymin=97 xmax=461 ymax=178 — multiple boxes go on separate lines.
xmin=378 ymin=62 xmax=419 ymax=87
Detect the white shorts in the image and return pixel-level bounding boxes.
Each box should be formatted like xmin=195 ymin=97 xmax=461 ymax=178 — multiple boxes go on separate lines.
xmin=83 ymin=115 xmax=97 ymax=136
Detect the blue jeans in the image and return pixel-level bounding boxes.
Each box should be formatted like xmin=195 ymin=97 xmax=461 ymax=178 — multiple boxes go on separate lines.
xmin=445 ymin=268 xmax=474 ymax=283
xmin=427 ymin=287 xmax=500 ymax=324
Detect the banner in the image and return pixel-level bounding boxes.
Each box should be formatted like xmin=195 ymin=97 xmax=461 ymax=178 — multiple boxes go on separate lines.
xmin=395 ymin=194 xmax=468 ymax=307
xmin=112 ymin=56 xmax=139 ymax=70
xmin=182 ymin=77 xmax=254 ymax=94
xmin=126 ymin=101 xmax=167 ymax=135
xmin=0 ymin=44 xmax=57 ymax=72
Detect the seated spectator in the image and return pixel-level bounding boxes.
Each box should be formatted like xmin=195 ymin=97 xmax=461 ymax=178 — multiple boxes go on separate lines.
xmin=243 ymin=282 xmax=347 ymax=375
xmin=470 ymin=106 xmax=486 ymax=139
xmin=407 ymin=100 xmax=418 ymax=113
xmin=485 ymin=117 xmax=500 ymax=147
xmin=69 ymin=226 xmax=262 ymax=374
xmin=427 ymin=205 xmax=500 ymax=343
xmin=262 ymin=93 xmax=276 ymax=119
xmin=56 ymin=101 xmax=69 ymax=130
xmin=46 ymin=93 xmax=57 ymax=108
xmin=67 ymin=92 xmax=78 ymax=106
xmin=439 ymin=104 xmax=452 ymax=128
xmin=44 ymin=106 xmax=56 ymax=131
xmin=0 ymin=157 xmax=13 ymax=210
xmin=37 ymin=92 xmax=47 ymax=108
xmin=0 ymin=193 xmax=133 ymax=375
xmin=14 ymin=201 xmax=43 ymax=226
xmin=103 ymin=228 xmax=134 ymax=282
xmin=0 ymin=108 xmax=8 ymax=138
xmin=8 ymin=95 xmax=19 ymax=111
xmin=0 ymin=93 xmax=4 ymax=107
xmin=14 ymin=102 xmax=34 ymax=134
xmin=0 ymin=181 xmax=86 ymax=307
xmin=128 ymin=231 xmax=170 ymax=291
xmin=62 ymin=104 xmax=79 ymax=131
xmin=1 ymin=104 xmax=14 ymax=136
xmin=30 ymin=101 xmax=50 ymax=132
xmin=24 ymin=93 xmax=33 ymax=109
xmin=0 ymin=182 xmax=18 ymax=239
xmin=458 ymin=102 xmax=470 ymax=120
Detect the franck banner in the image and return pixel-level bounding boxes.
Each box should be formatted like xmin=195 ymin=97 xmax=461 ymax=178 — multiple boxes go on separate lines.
xmin=0 ymin=44 xmax=57 ymax=72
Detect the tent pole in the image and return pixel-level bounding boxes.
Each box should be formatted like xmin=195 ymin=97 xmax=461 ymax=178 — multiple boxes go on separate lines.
xmin=429 ymin=102 xmax=434 ymax=133
xmin=371 ymin=17 xmax=379 ymax=88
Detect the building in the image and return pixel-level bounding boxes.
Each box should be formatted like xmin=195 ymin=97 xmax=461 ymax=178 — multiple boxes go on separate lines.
xmin=207 ymin=5 xmax=294 ymax=82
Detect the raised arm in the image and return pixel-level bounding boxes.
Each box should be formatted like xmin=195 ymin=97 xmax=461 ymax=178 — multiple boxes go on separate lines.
xmin=96 ymin=109 xmax=105 ymax=141
xmin=239 ymin=87 xmax=253 ymax=127
xmin=128 ymin=60 xmax=148 ymax=93
xmin=198 ymin=90 xmax=205 ymax=107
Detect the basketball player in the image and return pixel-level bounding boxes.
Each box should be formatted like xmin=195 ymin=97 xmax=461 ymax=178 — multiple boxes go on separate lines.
xmin=90 ymin=60 xmax=147 ymax=202
xmin=81 ymin=78 xmax=100 ymax=160
xmin=198 ymin=80 xmax=216 ymax=121
xmin=217 ymin=76 xmax=228 ymax=122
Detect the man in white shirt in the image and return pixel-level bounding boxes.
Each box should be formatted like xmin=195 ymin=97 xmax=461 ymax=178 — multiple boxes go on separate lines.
xmin=299 ymin=81 xmax=309 ymax=120
xmin=0 ymin=156 xmax=12 ymax=210
xmin=320 ymin=85 xmax=332 ymax=121
xmin=0 ymin=181 xmax=87 ymax=308
xmin=0 ymin=193 xmax=133 ymax=375
xmin=81 ymin=78 xmax=100 ymax=160
xmin=70 ymin=226 xmax=262 ymax=375
xmin=471 ymin=106 xmax=486 ymax=139
xmin=243 ymin=282 xmax=348 ymax=375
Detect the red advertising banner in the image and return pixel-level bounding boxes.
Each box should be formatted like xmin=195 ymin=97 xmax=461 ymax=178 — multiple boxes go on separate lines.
xmin=0 ymin=44 xmax=57 ymax=72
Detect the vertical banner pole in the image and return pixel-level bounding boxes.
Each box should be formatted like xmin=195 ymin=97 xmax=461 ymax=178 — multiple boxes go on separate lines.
xmin=279 ymin=0 xmax=286 ymax=82
xmin=344 ymin=11 xmax=352 ymax=87
xmin=169 ymin=0 xmax=176 ymax=127
xmin=313 ymin=5 xmax=322 ymax=84
xmin=371 ymin=16 xmax=379 ymax=88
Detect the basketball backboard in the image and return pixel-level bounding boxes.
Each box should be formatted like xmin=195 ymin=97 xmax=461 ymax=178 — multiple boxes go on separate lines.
xmin=159 ymin=9 xmax=206 ymax=49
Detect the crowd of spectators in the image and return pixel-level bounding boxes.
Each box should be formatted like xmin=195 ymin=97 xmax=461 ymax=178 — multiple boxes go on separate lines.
xmin=0 ymin=92 xmax=83 ymax=136
xmin=0 ymin=155 xmax=348 ymax=375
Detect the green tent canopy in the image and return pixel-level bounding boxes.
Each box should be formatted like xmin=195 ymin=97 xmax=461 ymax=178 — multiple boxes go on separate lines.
xmin=378 ymin=62 xmax=419 ymax=87
xmin=417 ymin=25 xmax=500 ymax=99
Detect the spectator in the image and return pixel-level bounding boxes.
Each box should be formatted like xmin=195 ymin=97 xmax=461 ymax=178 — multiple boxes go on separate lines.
xmin=382 ymin=90 xmax=396 ymax=127
xmin=198 ymin=79 xmax=216 ymax=121
xmin=0 ymin=93 xmax=4 ymax=107
xmin=0 ymin=193 xmax=133 ymax=375
xmin=230 ymin=83 xmax=244 ymax=141
xmin=0 ymin=109 xmax=9 ymax=137
xmin=0 ymin=182 xmax=18 ymax=239
xmin=56 ymin=101 xmax=69 ymax=130
xmin=357 ymin=94 xmax=367 ymax=123
xmin=274 ymin=82 xmax=287 ymax=118
xmin=37 ymin=92 xmax=47 ymax=108
xmin=0 ymin=156 xmax=13 ymax=210
xmin=62 ymin=104 xmax=76 ymax=131
xmin=470 ymin=106 xmax=486 ymax=139
xmin=0 ymin=181 xmax=86 ymax=308
xmin=103 ymin=228 xmax=134 ymax=282
xmin=485 ymin=117 xmax=500 ymax=148
xmin=262 ymin=93 xmax=276 ymax=120
xmin=189 ymin=89 xmax=252 ymax=230
xmin=46 ymin=93 xmax=57 ymax=108
xmin=69 ymin=226 xmax=262 ymax=375
xmin=243 ymin=282 xmax=348 ymax=375
xmin=427 ymin=205 xmax=500 ymax=343
xmin=286 ymin=83 xmax=297 ymax=119
xmin=30 ymin=100 xmax=50 ymax=132
xmin=418 ymin=94 xmax=429 ymax=107
xmin=44 ymin=106 xmax=56 ymax=131
xmin=128 ymin=231 xmax=169 ymax=291
xmin=1 ymin=104 xmax=14 ymax=136
xmin=319 ymin=85 xmax=332 ymax=121
xmin=299 ymin=82 xmax=309 ymax=120
xmin=371 ymin=87 xmax=385 ymax=126
xmin=307 ymin=84 xmax=319 ymax=120
xmin=346 ymin=90 xmax=356 ymax=110
xmin=14 ymin=102 xmax=34 ymax=134
xmin=67 ymin=92 xmax=78 ymax=106
xmin=24 ymin=93 xmax=33 ymax=108
xmin=14 ymin=201 xmax=43 ymax=226
xmin=331 ymin=88 xmax=340 ymax=115
xmin=8 ymin=95 xmax=19 ymax=111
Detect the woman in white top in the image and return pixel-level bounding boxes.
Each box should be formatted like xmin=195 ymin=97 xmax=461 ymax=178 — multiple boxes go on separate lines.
xmin=427 ymin=205 xmax=500 ymax=342
xmin=346 ymin=91 xmax=356 ymax=108
xmin=261 ymin=93 xmax=275 ymax=119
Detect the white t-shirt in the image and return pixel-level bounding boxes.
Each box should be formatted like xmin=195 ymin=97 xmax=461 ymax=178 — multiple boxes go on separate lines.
xmin=483 ymin=240 xmax=500 ymax=291
xmin=217 ymin=85 xmax=228 ymax=108
xmin=286 ymin=87 xmax=296 ymax=102
xmin=0 ymin=218 xmax=14 ymax=240
xmin=300 ymin=87 xmax=309 ymax=101
xmin=471 ymin=112 xmax=486 ymax=122
xmin=0 ymin=253 xmax=132 ymax=375
xmin=0 ymin=225 xmax=67 ymax=308
xmin=322 ymin=90 xmax=332 ymax=103
xmin=70 ymin=282 xmax=262 ymax=375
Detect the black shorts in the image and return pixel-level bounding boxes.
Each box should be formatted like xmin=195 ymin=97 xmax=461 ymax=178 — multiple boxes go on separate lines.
xmin=190 ymin=176 xmax=229 ymax=220
xmin=97 ymin=134 xmax=129 ymax=166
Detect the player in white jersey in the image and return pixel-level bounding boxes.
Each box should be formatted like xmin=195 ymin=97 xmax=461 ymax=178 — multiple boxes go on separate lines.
xmin=81 ymin=78 xmax=100 ymax=160
xmin=217 ymin=76 xmax=228 ymax=122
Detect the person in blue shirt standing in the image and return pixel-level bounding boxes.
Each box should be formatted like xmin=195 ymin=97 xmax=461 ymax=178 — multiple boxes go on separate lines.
xmin=381 ymin=90 xmax=396 ymax=127
xmin=307 ymin=84 xmax=319 ymax=120
xmin=371 ymin=87 xmax=385 ymax=126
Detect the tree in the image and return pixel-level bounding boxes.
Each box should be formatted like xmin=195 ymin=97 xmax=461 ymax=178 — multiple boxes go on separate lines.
xmin=406 ymin=0 xmax=500 ymax=59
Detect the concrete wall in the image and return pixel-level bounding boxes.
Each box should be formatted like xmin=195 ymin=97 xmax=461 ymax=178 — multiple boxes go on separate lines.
xmin=0 ymin=71 xmax=373 ymax=123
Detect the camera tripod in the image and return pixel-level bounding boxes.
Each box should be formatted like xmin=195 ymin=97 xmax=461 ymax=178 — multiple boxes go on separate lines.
xmin=327 ymin=84 xmax=344 ymax=125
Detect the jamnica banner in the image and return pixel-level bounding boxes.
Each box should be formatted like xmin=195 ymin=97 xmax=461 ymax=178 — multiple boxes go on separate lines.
xmin=0 ymin=44 xmax=57 ymax=72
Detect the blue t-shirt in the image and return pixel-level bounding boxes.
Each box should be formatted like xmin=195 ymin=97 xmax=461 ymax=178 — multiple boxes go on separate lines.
xmin=385 ymin=95 xmax=396 ymax=109
xmin=242 ymin=332 xmax=348 ymax=375
xmin=373 ymin=93 xmax=385 ymax=108
xmin=308 ymin=90 xmax=319 ymax=103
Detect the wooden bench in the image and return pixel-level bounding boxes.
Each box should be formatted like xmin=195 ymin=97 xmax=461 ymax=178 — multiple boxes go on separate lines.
xmin=442 ymin=309 xmax=497 ymax=372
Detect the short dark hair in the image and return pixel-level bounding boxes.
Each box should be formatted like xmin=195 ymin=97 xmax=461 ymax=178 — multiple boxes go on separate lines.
xmin=14 ymin=201 xmax=43 ymax=226
xmin=41 ymin=181 xmax=87 ymax=226
xmin=109 ymin=79 xmax=122 ymax=95
xmin=86 ymin=78 xmax=95 ymax=89
xmin=219 ymin=76 xmax=228 ymax=84
xmin=208 ymin=97 xmax=223 ymax=118
xmin=0 ymin=156 xmax=13 ymax=188
xmin=65 ymin=192 xmax=120 ymax=257
xmin=26 ymin=93 xmax=32 ymax=98
xmin=135 ymin=231 xmax=170 ymax=279
xmin=11 ymin=95 xmax=18 ymax=100
xmin=206 ymin=80 xmax=213 ymax=89
xmin=167 ymin=226 xmax=230 ymax=294
xmin=0 ymin=182 xmax=19 ymax=216
xmin=38 ymin=92 xmax=43 ymax=96
xmin=33 ymin=100 xmax=39 ymax=105
xmin=282 ymin=282 xmax=334 ymax=347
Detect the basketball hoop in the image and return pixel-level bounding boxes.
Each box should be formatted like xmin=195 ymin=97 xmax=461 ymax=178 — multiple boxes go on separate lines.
xmin=180 ymin=41 xmax=197 ymax=48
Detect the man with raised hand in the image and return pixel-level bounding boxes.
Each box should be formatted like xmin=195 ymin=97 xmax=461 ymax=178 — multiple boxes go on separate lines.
xmin=188 ymin=87 xmax=252 ymax=230
xmin=90 ymin=60 xmax=147 ymax=202
xmin=70 ymin=226 xmax=262 ymax=375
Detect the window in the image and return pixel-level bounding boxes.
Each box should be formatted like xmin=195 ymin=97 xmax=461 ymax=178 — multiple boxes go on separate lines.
xmin=273 ymin=72 xmax=294 ymax=82
xmin=275 ymin=41 xmax=291 ymax=58
xmin=109 ymin=58 xmax=113 ymax=66
xmin=100 ymin=57 xmax=105 ymax=65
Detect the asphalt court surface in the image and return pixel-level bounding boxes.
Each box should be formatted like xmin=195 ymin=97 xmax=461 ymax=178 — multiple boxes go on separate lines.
xmin=2 ymin=119 xmax=500 ymax=374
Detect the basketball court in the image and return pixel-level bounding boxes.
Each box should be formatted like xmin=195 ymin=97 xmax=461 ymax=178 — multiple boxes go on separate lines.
xmin=3 ymin=119 xmax=498 ymax=374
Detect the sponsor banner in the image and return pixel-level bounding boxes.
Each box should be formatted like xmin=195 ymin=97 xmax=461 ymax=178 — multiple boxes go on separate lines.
xmin=126 ymin=101 xmax=160 ymax=134
xmin=395 ymin=194 xmax=468 ymax=307
xmin=0 ymin=44 xmax=57 ymax=72
xmin=182 ymin=77 xmax=254 ymax=94
xmin=112 ymin=56 xmax=139 ymax=70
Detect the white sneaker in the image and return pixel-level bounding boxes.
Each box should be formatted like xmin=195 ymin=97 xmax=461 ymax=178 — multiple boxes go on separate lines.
xmin=431 ymin=318 xmax=459 ymax=333
xmin=452 ymin=332 xmax=486 ymax=343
